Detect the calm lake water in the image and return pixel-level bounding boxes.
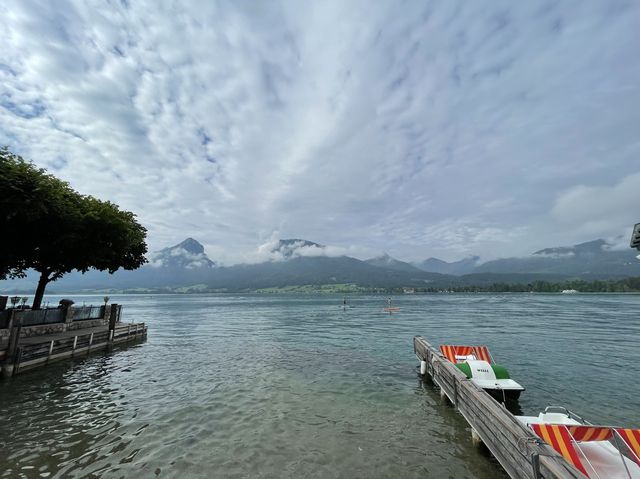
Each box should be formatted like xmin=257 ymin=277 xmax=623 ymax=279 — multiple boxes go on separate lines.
xmin=1 ymin=293 xmax=639 ymax=478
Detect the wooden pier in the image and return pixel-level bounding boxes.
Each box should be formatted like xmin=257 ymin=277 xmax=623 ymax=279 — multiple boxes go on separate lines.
xmin=1 ymin=304 xmax=147 ymax=377
xmin=13 ymin=322 xmax=147 ymax=375
xmin=413 ymin=336 xmax=586 ymax=479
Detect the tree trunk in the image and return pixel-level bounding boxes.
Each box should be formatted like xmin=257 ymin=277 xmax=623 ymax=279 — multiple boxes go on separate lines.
xmin=32 ymin=271 xmax=50 ymax=310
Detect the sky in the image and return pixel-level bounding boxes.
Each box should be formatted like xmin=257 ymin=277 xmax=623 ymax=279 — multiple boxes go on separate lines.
xmin=1 ymin=0 xmax=639 ymax=264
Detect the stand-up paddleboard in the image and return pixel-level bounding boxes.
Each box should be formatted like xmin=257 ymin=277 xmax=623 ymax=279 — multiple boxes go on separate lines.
xmin=384 ymin=298 xmax=399 ymax=312
xmin=341 ymin=297 xmax=349 ymax=310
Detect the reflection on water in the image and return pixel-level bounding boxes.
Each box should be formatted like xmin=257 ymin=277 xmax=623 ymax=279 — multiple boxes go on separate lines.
xmin=0 ymin=293 xmax=638 ymax=478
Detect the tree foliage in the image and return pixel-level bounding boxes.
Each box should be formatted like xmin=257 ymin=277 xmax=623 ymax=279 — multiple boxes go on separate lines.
xmin=0 ymin=147 xmax=148 ymax=308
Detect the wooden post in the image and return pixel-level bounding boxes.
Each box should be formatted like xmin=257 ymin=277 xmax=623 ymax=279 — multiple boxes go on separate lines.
xmin=47 ymin=340 xmax=54 ymax=362
xmin=13 ymin=346 xmax=22 ymax=375
xmin=87 ymin=333 xmax=93 ymax=354
xmin=72 ymin=336 xmax=78 ymax=357
xmin=531 ymin=453 xmax=541 ymax=479
xmin=109 ymin=304 xmax=118 ymax=326
xmin=471 ymin=427 xmax=483 ymax=447
xmin=107 ymin=304 xmax=118 ymax=350
xmin=3 ymin=309 xmax=21 ymax=377
xmin=453 ymin=378 xmax=458 ymax=407
xmin=127 ymin=324 xmax=131 ymax=341
xmin=6 ymin=324 xmax=20 ymax=359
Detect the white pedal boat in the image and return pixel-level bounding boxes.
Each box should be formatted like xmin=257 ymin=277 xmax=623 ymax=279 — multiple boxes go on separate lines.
xmin=439 ymin=344 xmax=525 ymax=401
xmin=517 ymin=406 xmax=640 ymax=478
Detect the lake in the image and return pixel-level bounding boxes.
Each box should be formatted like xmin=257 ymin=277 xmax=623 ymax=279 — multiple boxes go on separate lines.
xmin=1 ymin=293 xmax=639 ymax=478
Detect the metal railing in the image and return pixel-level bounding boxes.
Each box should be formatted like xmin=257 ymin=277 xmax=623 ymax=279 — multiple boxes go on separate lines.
xmin=19 ymin=309 xmax=65 ymax=326
xmin=0 ymin=305 xmax=106 ymax=328
xmin=72 ymin=306 xmax=105 ymax=321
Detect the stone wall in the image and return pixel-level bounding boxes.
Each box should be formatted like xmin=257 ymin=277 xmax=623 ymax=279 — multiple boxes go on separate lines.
xmin=12 ymin=305 xmax=115 ymax=338
xmin=20 ymin=323 xmax=66 ymax=338
xmin=18 ymin=318 xmax=108 ymax=337
xmin=67 ymin=318 xmax=108 ymax=330
xmin=0 ymin=306 xmax=121 ymax=342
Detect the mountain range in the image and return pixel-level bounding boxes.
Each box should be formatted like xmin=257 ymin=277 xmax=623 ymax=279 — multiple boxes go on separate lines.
xmin=418 ymin=239 xmax=639 ymax=279
xmin=413 ymin=256 xmax=480 ymax=275
xmin=1 ymin=237 xmax=638 ymax=294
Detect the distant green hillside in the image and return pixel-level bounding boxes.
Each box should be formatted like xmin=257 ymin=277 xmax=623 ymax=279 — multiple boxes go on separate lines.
xmin=256 ymin=283 xmax=368 ymax=293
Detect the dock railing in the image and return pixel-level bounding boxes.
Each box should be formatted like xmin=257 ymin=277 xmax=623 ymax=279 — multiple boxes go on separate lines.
xmin=13 ymin=322 xmax=147 ymax=374
xmin=413 ymin=336 xmax=586 ymax=479
xmin=72 ymin=305 xmax=105 ymax=321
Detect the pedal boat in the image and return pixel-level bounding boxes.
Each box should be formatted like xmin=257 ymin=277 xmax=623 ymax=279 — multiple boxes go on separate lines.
xmin=517 ymin=406 xmax=640 ymax=478
xmin=439 ymin=344 xmax=525 ymax=401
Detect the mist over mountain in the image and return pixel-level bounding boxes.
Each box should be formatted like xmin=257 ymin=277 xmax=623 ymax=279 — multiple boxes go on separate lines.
xmin=270 ymin=239 xmax=325 ymax=258
xmin=414 ymin=256 xmax=480 ymax=275
xmin=473 ymin=239 xmax=639 ymax=277
xmin=414 ymin=239 xmax=639 ymax=278
xmin=365 ymin=254 xmax=424 ymax=273
xmin=1 ymin=237 xmax=638 ymax=294
xmin=149 ymin=238 xmax=216 ymax=269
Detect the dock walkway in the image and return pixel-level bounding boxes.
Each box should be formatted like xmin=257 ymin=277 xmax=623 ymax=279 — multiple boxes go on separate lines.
xmin=6 ymin=321 xmax=146 ymax=376
xmin=413 ymin=335 xmax=586 ymax=479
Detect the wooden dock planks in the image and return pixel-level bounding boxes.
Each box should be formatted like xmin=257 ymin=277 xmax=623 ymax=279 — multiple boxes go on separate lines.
xmin=413 ymin=336 xmax=586 ymax=479
xmin=11 ymin=323 xmax=147 ymax=375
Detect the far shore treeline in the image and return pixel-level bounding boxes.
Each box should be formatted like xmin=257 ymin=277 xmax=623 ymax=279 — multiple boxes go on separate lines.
xmin=258 ymin=277 xmax=640 ymax=293
xmin=0 ymin=147 xmax=148 ymax=309
xmin=400 ymin=277 xmax=640 ymax=293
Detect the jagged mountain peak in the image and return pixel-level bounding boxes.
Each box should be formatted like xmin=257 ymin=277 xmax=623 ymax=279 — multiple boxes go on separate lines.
xmin=173 ymin=237 xmax=205 ymax=255
xmin=151 ymin=238 xmax=215 ymax=269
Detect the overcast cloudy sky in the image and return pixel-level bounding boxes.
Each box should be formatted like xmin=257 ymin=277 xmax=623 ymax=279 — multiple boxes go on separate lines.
xmin=1 ymin=1 xmax=639 ymax=264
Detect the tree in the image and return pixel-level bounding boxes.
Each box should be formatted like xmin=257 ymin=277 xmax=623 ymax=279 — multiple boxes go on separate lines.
xmin=0 ymin=148 xmax=148 ymax=309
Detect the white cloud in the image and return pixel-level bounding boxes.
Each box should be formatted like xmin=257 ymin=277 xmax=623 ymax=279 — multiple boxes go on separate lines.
xmin=1 ymin=1 xmax=639 ymax=264
xmin=235 ymin=236 xmax=379 ymax=265
xmin=534 ymin=251 xmax=575 ymax=259
xmin=550 ymin=172 xmax=640 ymax=241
